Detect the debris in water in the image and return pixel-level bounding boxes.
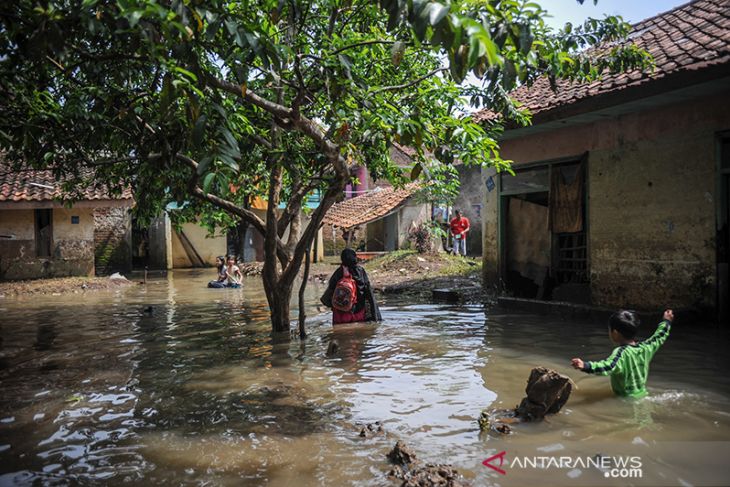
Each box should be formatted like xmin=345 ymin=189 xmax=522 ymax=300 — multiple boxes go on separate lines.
xmin=326 ymin=340 xmax=339 ymax=356
xmin=386 ymin=441 xmax=470 ymax=486
xmin=357 ymin=421 xmax=383 ymax=438
xmin=479 ymin=367 xmax=574 ymax=434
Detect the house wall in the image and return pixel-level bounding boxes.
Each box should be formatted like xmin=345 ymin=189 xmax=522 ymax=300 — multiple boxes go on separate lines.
xmin=484 ymin=90 xmax=730 ymax=311
xmin=454 ymin=165 xmax=484 ymax=256
xmin=0 ymin=208 xmax=96 ymax=280
xmin=147 ymin=214 xmax=172 ymax=270
xmin=93 ymin=207 xmax=132 ymax=275
xmin=397 ymin=201 xmax=431 ymax=249
xmin=482 ymin=167 xmax=500 ymax=283
xmin=171 ymin=222 xmax=227 ymax=268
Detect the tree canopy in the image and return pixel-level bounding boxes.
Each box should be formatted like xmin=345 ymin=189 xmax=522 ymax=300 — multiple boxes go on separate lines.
xmin=0 ymin=0 xmax=651 ymax=333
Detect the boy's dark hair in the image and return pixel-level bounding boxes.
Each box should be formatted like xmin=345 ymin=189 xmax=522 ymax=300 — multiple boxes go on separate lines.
xmin=608 ymin=310 xmax=641 ymax=339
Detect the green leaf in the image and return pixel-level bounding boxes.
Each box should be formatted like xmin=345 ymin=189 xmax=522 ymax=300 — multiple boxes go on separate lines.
xmin=429 ymin=4 xmax=450 ymax=26
xmin=219 ymin=128 xmax=240 ymax=157
xmin=197 ymin=156 xmax=213 ymax=176
xmin=219 ymin=153 xmax=239 ymax=171
xmin=202 ymin=172 xmax=216 ymax=193
xmin=192 ymin=115 xmax=207 ymax=147
xmin=337 ymin=53 xmax=353 ymax=79
xmin=173 ymin=66 xmax=198 ymax=82
xmin=468 ymin=36 xmax=484 ymax=67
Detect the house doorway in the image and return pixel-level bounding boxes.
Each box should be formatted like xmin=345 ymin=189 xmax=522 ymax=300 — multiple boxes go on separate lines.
xmin=34 ymin=209 xmax=52 ymax=257
xmin=499 ymin=157 xmax=589 ymax=302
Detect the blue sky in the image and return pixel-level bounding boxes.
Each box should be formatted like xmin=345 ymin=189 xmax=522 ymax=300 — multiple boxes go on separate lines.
xmin=539 ymin=0 xmax=689 ymax=28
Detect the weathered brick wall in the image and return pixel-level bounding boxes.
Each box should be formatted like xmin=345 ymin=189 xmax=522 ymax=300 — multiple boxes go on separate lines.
xmin=94 ymin=207 xmax=132 ymax=276
xmin=490 ymin=90 xmax=730 ymax=312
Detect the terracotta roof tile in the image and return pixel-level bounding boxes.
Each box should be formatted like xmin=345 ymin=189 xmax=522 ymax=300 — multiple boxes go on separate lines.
xmin=473 ymin=0 xmax=730 ymax=124
xmin=322 ymin=183 xmax=420 ymax=229
xmin=0 ymin=156 xmax=133 ymax=204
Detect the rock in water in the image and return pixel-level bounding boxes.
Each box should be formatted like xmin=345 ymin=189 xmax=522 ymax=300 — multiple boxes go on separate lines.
xmin=387 ymin=441 xmax=418 ymax=466
xmin=479 ymin=367 xmax=574 ymax=433
xmin=386 ymin=441 xmax=470 ymax=486
xmin=515 ymin=367 xmax=574 ymax=420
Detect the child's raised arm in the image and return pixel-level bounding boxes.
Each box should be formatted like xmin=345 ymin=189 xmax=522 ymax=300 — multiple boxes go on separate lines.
xmin=642 ymin=309 xmax=673 ymax=356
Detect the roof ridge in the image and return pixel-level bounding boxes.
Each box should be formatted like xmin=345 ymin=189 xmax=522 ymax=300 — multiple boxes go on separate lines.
xmin=472 ymin=0 xmax=730 ymax=125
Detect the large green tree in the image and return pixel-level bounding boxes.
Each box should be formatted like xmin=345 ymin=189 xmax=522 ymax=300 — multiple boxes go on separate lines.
xmin=0 ymin=0 xmax=649 ymax=334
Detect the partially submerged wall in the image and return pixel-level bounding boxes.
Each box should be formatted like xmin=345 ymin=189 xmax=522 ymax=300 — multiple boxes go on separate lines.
xmin=488 ymin=90 xmax=730 ymax=311
xmin=171 ymin=222 xmax=227 ymax=268
xmin=0 ymin=208 xmax=95 ymax=280
xmin=94 ymin=207 xmax=132 ymax=275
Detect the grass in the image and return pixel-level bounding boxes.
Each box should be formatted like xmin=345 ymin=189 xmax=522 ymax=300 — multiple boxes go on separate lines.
xmin=364 ymin=250 xmax=482 ymax=279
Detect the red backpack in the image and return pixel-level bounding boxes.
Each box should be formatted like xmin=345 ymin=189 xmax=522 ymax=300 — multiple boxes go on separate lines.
xmin=332 ymin=265 xmax=358 ymax=312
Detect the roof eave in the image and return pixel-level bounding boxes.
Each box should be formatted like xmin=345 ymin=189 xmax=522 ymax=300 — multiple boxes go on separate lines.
xmin=503 ymin=61 xmax=730 ymax=135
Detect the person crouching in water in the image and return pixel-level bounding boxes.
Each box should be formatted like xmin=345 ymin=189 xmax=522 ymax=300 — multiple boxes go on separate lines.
xmin=321 ymin=248 xmax=382 ymax=324
xmin=571 ymin=309 xmax=673 ymax=398
xmin=208 ymin=256 xmax=228 ymax=288
xmin=225 ymin=255 xmax=243 ymax=288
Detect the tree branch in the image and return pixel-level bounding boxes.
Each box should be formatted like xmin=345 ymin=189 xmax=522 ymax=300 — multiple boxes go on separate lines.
xmin=370 ymin=67 xmax=448 ymax=94
xmin=176 ymin=153 xmax=267 ymax=235
xmin=330 ymin=40 xmax=395 ymax=56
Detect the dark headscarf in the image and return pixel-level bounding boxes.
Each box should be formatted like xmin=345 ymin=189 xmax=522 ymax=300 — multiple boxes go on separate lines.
xmin=321 ymin=248 xmax=382 ymax=321
xmin=341 ymin=248 xmax=357 ymax=268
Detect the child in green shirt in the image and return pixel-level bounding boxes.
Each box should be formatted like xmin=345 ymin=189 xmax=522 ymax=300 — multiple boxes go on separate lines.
xmin=571 ymin=309 xmax=673 ymax=398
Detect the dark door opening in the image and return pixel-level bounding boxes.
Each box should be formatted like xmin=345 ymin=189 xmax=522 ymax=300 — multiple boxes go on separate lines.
xmin=131 ymin=218 xmax=149 ymax=269
xmin=34 ymin=209 xmax=52 ymax=257
xmin=500 ymin=158 xmax=588 ymax=303
xmin=718 ymin=136 xmax=730 ymax=325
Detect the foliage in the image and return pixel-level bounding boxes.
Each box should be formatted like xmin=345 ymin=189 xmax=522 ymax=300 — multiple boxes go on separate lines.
xmin=408 ymin=221 xmax=434 ymax=254
xmin=0 ymin=0 xmax=652 ymax=332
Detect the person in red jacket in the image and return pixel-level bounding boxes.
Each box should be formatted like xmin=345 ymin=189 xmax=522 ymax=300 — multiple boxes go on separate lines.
xmin=449 ymin=209 xmax=470 ymax=256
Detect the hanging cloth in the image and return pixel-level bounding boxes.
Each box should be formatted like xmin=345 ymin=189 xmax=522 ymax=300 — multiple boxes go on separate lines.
xmin=549 ymin=162 xmax=584 ymax=234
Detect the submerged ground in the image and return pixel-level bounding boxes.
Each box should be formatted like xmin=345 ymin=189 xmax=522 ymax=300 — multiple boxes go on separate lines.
xmin=1 ymin=270 xmax=729 ymax=486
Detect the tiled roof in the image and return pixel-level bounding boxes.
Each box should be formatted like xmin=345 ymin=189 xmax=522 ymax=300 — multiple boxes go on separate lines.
xmin=322 ymin=183 xmax=421 ymax=229
xmin=0 ymin=157 xmax=133 ymax=203
xmin=473 ymin=0 xmax=730 ymax=124
xmin=389 ymin=143 xmax=417 ymax=167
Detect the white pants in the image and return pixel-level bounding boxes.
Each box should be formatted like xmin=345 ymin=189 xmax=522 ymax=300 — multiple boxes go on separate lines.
xmin=452 ymin=235 xmax=467 ymax=256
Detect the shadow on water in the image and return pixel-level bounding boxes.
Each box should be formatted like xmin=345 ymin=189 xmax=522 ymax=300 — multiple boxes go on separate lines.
xmin=0 ymin=270 xmax=729 ymax=486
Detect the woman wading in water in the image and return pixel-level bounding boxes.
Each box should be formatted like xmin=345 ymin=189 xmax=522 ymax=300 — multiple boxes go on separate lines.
xmin=321 ymin=249 xmax=382 ymax=324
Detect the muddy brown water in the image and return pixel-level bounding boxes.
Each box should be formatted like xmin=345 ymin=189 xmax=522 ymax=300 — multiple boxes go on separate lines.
xmin=1 ymin=270 xmax=729 ymax=486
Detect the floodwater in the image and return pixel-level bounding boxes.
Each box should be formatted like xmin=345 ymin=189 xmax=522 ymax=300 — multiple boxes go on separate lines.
xmin=1 ymin=270 xmax=729 ymax=486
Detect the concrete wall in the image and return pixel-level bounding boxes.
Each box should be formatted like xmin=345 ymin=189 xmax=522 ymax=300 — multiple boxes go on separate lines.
xmin=483 ymin=90 xmax=730 ymax=311
xmin=397 ymin=201 xmax=431 ymax=249
xmin=454 ymin=165 xmax=484 ymax=256
xmin=482 ymin=167 xmax=499 ymax=283
xmin=0 ymin=208 xmax=96 ymax=280
xmin=93 ymin=207 xmax=132 ymax=275
xmin=147 ymin=214 xmax=172 ymax=270
xmin=171 ymin=222 xmax=227 ymax=268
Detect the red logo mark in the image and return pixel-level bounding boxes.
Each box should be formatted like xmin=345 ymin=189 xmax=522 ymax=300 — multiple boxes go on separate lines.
xmin=482 ymin=451 xmax=507 ymax=475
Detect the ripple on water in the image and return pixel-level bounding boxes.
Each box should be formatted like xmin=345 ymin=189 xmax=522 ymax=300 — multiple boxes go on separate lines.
xmin=0 ymin=272 xmax=729 ymax=486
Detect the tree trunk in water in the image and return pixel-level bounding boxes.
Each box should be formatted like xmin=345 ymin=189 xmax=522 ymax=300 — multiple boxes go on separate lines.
xmin=297 ymin=243 xmax=312 ymax=338
xmin=262 ymin=256 xmax=290 ymax=333
xmin=265 ymin=282 xmax=292 ymax=333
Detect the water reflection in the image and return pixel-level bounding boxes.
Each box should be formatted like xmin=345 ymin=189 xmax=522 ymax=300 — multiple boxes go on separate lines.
xmin=0 ymin=270 xmax=729 ymax=486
